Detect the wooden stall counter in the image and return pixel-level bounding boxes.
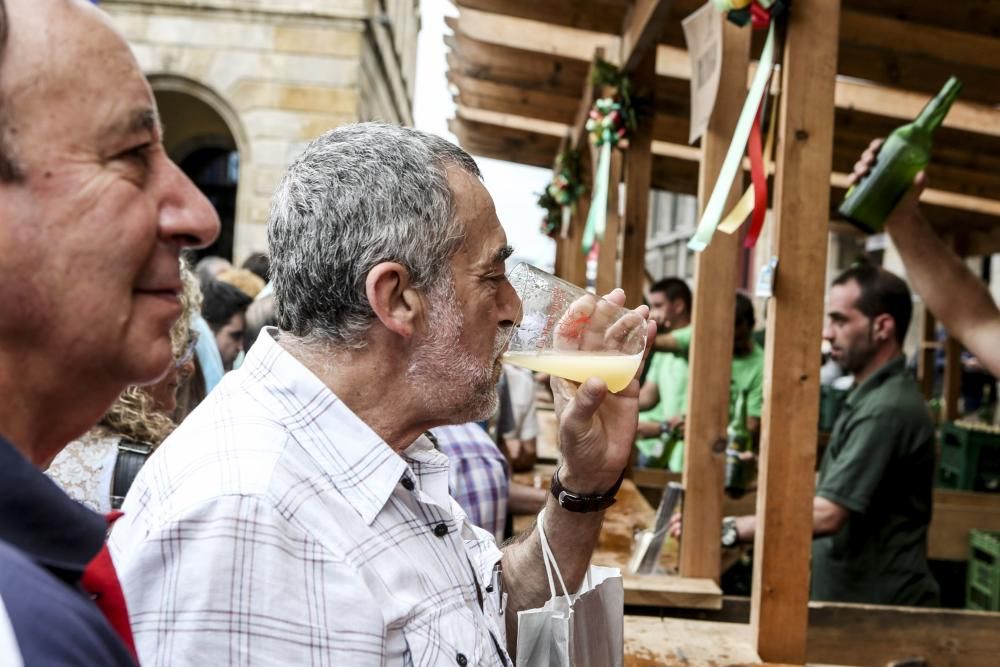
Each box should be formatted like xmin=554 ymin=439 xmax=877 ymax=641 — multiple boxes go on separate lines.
xmin=625 ymin=616 xmax=761 ymax=666
xmin=512 ymin=466 xmax=722 ymax=610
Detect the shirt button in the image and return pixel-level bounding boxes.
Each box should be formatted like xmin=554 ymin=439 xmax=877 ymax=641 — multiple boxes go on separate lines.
xmin=456 ymin=653 xmax=468 ymax=666
xmin=401 ymin=477 xmax=415 ymax=491
xmin=433 ymin=523 xmax=449 ymax=538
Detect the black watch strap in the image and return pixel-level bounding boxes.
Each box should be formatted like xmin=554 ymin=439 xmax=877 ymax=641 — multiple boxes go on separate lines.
xmin=550 ymin=466 xmax=625 ymax=513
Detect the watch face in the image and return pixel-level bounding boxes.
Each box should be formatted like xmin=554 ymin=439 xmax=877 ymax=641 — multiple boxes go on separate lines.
xmin=721 ymin=521 xmax=738 ymax=547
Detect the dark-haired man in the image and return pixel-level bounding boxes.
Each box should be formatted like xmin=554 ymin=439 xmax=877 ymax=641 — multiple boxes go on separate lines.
xmin=201 ymin=279 xmax=252 ymax=371
xmin=679 ymin=265 xmax=939 ymax=606
xmin=636 ymin=278 xmax=693 ymax=468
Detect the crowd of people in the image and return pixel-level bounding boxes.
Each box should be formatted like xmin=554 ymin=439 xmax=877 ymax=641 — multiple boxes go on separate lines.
xmin=2 ymin=0 xmax=1000 ymax=665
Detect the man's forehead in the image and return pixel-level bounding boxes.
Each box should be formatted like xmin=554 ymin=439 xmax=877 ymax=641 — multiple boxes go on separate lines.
xmin=828 ymin=281 xmax=862 ymax=313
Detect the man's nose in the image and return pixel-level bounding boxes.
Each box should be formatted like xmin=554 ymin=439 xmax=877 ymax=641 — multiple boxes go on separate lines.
xmin=157 ymin=157 xmax=221 ymax=249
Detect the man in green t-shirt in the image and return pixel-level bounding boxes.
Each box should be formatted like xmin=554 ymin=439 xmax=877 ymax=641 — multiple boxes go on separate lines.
xmin=635 ymin=277 xmax=692 ymax=468
xmin=696 ymin=265 xmax=939 ymax=606
xmin=637 ymin=290 xmax=765 ymax=470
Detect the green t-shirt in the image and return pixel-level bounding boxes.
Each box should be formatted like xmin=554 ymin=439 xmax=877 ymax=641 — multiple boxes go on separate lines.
xmin=811 ymin=357 xmax=939 ymax=606
xmin=730 ymin=342 xmax=764 ymax=419
xmin=636 ymin=327 xmax=692 ymax=468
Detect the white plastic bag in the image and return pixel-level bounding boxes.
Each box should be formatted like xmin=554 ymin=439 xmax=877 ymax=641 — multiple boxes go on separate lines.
xmin=515 ymin=509 xmax=624 ymax=667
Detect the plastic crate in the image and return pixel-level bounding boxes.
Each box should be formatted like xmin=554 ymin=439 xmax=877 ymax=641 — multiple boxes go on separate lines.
xmin=937 ymin=421 xmax=1000 ymax=492
xmin=966 ymin=530 xmax=1000 ymax=611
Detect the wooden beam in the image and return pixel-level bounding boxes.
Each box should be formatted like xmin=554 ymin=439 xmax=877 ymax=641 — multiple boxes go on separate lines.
xmin=563 ymin=147 xmax=592 ymax=288
xmin=594 ymin=148 xmax=625 ymax=296
xmin=453 ymin=0 xmax=628 ymax=35
xmin=619 ymin=0 xmax=674 ymax=73
xmin=680 ymin=18 xmax=750 ymax=583
xmin=619 ymin=50 xmax=657 ymax=310
xmin=751 ymin=0 xmax=840 ymax=662
xmin=806 ymin=602 xmax=1000 ymax=667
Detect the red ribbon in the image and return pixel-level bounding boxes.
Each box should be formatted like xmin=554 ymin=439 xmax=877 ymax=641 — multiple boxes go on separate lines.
xmin=81 ymin=511 xmax=138 ymax=662
xmin=750 ymin=1 xmax=771 ymax=29
xmin=743 ymin=101 xmax=768 ymax=249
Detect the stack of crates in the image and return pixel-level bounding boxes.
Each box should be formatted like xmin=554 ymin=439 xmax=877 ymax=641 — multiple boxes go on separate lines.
xmin=967 ymin=530 xmax=1000 ymax=611
xmin=937 ymin=421 xmax=1000 ymax=492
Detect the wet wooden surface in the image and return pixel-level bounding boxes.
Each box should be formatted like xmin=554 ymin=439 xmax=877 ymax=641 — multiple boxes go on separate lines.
xmin=512 ymin=467 xmax=722 ymax=609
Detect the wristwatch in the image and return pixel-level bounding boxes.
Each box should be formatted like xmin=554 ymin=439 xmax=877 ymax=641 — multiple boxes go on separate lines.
xmin=550 ymin=466 xmax=625 ymax=513
xmin=721 ymin=516 xmax=739 ymax=548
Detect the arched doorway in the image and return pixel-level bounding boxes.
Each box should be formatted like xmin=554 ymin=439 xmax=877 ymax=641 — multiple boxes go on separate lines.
xmin=151 ymin=81 xmax=244 ymax=262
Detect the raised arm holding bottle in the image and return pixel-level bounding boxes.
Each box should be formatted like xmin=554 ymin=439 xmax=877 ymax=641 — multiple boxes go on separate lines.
xmin=845 ymin=76 xmax=1000 ymax=377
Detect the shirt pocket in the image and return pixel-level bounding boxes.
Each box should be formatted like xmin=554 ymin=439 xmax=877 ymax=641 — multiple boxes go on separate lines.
xmin=403 ymin=600 xmax=489 ymax=667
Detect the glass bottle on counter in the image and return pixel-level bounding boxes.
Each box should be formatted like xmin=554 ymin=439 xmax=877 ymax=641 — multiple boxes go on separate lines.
xmin=725 ymin=389 xmax=752 ymax=499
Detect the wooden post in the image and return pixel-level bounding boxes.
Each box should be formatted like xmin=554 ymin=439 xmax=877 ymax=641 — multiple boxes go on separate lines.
xmin=619 ymin=51 xmax=656 ymax=310
xmin=679 ymin=19 xmax=751 ymax=582
xmin=751 ymin=1 xmax=841 ymax=663
xmin=595 ymin=148 xmax=625 ymax=295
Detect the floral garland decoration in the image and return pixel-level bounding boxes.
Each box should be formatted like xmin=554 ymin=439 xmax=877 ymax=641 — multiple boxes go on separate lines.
xmin=538 ymin=148 xmax=586 ymax=240
xmin=581 ymin=59 xmax=637 ymax=254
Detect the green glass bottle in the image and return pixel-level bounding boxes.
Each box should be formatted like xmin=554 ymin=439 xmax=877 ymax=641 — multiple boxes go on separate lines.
xmin=649 ymin=423 xmax=680 ymax=470
xmin=838 ymin=76 xmax=962 ymax=233
xmin=725 ymin=389 xmax=751 ymax=499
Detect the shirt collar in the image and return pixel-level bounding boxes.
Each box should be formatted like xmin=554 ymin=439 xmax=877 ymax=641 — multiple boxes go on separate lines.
xmin=0 ymin=435 xmax=106 ymax=577
xmin=240 ymin=329 xmax=416 ymax=525
xmin=845 ymin=355 xmax=906 ymax=409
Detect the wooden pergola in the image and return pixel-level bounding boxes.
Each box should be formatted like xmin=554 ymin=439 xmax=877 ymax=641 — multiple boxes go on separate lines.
xmin=446 ymin=1 xmax=1000 ymax=665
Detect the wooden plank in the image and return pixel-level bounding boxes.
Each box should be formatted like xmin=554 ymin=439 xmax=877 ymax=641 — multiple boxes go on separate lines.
xmin=619 ymin=50 xmax=657 ymax=310
xmin=563 ymin=147 xmax=592 ymax=287
xmin=621 ymin=574 xmax=722 ymax=609
xmin=595 ymin=148 xmax=626 ymax=296
xmin=454 ymin=0 xmax=628 ymax=35
xmin=679 ymin=17 xmax=750 ymax=583
xmin=619 ymin=0 xmax=674 ymax=74
xmin=806 ymin=602 xmax=1000 ymax=667
xmin=929 ymin=489 xmax=1000 ymax=561
xmin=751 ymin=0 xmax=840 ymax=662
xmin=625 ymin=616 xmax=762 ymax=666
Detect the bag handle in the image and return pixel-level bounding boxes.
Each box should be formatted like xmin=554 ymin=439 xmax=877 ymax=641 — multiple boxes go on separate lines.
xmin=537 ymin=508 xmax=574 ymax=606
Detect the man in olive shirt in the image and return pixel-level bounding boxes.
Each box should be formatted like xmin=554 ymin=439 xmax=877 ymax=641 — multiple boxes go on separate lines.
xmin=695 ymin=265 xmax=939 ymax=605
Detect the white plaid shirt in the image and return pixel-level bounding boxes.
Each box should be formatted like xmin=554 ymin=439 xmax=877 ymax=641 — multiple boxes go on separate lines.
xmin=109 ymin=329 xmax=511 ymax=666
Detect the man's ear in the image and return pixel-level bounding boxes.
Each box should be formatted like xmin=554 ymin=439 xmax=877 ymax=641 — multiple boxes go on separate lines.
xmin=873 ymin=313 xmax=895 ymax=344
xmin=365 ymin=262 xmax=426 ymax=339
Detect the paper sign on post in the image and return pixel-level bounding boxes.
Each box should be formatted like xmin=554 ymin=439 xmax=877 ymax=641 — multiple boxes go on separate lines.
xmin=682 ymin=2 xmax=723 ymax=145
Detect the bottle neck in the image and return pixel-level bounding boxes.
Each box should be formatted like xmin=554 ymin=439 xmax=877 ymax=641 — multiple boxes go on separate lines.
xmin=913 ymin=77 xmax=962 ymax=134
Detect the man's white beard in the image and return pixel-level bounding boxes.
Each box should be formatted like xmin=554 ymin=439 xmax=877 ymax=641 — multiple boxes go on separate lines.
xmin=406 ymin=276 xmax=508 ymax=424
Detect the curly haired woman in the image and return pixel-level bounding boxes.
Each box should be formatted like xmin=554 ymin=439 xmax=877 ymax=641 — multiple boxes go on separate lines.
xmin=47 ymin=261 xmax=201 ymax=512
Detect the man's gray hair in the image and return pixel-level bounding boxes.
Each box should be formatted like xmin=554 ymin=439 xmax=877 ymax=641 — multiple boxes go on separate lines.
xmin=268 ymin=122 xmax=481 ymax=348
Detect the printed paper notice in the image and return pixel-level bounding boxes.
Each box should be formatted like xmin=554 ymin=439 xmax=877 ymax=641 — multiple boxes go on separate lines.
xmin=682 ymin=2 xmax=723 ymax=145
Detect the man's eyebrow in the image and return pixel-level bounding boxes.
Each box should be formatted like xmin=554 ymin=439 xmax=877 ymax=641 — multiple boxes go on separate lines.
xmin=491 ymin=245 xmax=514 ymax=265
xmin=102 ymin=108 xmax=162 ymax=142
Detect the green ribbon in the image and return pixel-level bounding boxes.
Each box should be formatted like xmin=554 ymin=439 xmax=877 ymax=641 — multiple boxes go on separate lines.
xmin=582 ymin=138 xmax=613 ymax=254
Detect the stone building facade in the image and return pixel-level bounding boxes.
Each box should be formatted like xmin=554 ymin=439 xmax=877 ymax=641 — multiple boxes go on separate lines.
xmin=103 ymin=0 xmax=420 ymax=262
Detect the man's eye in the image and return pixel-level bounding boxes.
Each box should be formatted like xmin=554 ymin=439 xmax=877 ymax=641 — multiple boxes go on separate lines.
xmin=116 ymin=143 xmax=152 ymax=165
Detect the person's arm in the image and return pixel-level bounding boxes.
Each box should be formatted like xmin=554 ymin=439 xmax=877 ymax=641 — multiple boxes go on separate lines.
xmin=638 ymin=378 xmax=660 ymax=411
xmin=854 ymin=140 xmax=1000 ymax=376
xmin=716 ymin=496 xmax=849 ymax=544
xmin=500 ymin=292 xmax=655 ymax=654
xmin=653 ymin=332 xmax=682 ymax=353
